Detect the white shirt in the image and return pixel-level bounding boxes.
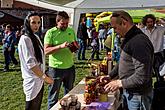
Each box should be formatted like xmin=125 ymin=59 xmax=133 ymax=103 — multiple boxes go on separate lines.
xmin=87 ymin=29 xmax=92 ymax=38
xmin=98 ymin=29 xmax=106 ymax=39
xmin=141 ymin=26 xmax=165 ymax=53
xmin=18 ymin=34 xmax=45 ymax=101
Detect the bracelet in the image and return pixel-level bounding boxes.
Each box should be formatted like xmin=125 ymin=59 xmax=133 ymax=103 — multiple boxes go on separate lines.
xmin=41 ymin=74 xmax=46 ymax=79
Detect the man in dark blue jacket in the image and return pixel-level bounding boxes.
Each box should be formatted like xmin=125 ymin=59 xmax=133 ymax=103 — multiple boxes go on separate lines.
xmin=2 ymin=24 xmax=18 ymax=72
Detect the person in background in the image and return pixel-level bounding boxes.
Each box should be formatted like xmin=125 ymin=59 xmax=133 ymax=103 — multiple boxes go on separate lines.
xmin=99 ymin=11 xmax=154 ymax=110
xmin=90 ymin=27 xmax=100 ymax=60
xmin=87 ymin=27 xmax=92 ymax=48
xmin=15 ymin=30 xmax=21 ymax=44
xmin=104 ymin=25 xmax=113 ymax=55
xmin=18 ymin=12 xmax=53 ymax=110
xmin=2 ymin=24 xmax=18 ymax=72
xmin=77 ymin=17 xmax=89 ymax=60
xmin=141 ymin=14 xmax=165 ymax=81
xmin=44 ymin=11 xmax=77 ymax=110
xmin=98 ymin=24 xmax=107 ymax=50
xmin=1 ymin=23 xmax=7 ymax=38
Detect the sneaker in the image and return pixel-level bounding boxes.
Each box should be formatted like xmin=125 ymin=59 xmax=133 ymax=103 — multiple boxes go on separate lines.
xmin=3 ymin=68 xmax=9 ymax=72
xmin=11 ymin=64 xmax=16 ymax=68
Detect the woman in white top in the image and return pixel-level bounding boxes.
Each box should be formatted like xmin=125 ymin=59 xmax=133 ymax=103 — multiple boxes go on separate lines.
xmin=18 ymin=12 xmax=53 ymax=110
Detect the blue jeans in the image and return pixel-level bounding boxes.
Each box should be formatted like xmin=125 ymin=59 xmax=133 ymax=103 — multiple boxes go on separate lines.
xmin=123 ymin=89 xmax=153 ymax=110
xmin=77 ymin=38 xmax=87 ymax=60
xmin=47 ymin=66 xmax=75 ymax=110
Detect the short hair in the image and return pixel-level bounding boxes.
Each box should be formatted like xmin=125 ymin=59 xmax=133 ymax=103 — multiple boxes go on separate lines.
xmin=6 ymin=24 xmax=12 ymax=30
xmin=111 ymin=11 xmax=133 ymax=24
xmin=56 ymin=11 xmax=69 ymax=23
xmin=81 ymin=17 xmax=86 ymax=22
xmin=142 ymin=14 xmax=156 ymax=26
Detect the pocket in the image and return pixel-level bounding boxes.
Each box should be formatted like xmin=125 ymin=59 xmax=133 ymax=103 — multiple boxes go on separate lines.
xmin=47 ymin=67 xmax=62 ymax=81
xmin=122 ymin=95 xmax=129 ymax=110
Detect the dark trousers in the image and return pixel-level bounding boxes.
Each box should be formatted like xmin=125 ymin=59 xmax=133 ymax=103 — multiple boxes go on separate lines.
xmin=3 ymin=47 xmax=18 ymax=69
xmin=153 ymin=52 xmax=164 ymax=81
xmin=25 ymin=85 xmax=44 ymax=110
xmin=91 ymin=45 xmax=99 ymax=60
xmin=4 ymin=48 xmax=10 ymax=69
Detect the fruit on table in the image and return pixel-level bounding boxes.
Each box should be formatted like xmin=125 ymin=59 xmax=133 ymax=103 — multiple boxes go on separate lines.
xmin=84 ymin=92 xmax=95 ymax=104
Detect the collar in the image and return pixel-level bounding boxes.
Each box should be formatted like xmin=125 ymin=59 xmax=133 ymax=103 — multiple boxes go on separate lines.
xmin=144 ymin=26 xmax=156 ymax=31
xmin=121 ymin=25 xmax=143 ymax=49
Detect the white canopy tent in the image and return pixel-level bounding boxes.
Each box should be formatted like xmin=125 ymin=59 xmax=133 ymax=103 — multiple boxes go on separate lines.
xmin=16 ymin=0 xmax=165 ymax=33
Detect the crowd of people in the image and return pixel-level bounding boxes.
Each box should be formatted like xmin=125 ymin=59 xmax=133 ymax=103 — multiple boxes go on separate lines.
xmin=0 ymin=23 xmax=24 ymax=71
xmin=1 ymin=10 xmax=165 ymax=110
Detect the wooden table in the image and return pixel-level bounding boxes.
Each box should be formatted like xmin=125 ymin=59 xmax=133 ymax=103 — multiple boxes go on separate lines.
xmin=50 ymin=79 xmax=121 ymax=110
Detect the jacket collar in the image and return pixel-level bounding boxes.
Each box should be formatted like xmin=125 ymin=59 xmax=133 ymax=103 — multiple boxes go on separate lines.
xmin=121 ymin=25 xmax=143 ymax=49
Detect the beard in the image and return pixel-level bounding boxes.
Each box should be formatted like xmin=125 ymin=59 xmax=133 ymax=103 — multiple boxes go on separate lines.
xmin=147 ymin=24 xmax=154 ymax=29
xmin=60 ymin=27 xmax=67 ymax=31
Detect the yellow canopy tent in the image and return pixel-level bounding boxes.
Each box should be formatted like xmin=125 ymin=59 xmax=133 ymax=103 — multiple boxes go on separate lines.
xmin=95 ymin=9 xmax=165 ymax=31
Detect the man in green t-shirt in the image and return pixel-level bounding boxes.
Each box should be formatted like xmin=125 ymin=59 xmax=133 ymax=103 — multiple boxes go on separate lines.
xmin=44 ymin=11 xmax=77 ymax=110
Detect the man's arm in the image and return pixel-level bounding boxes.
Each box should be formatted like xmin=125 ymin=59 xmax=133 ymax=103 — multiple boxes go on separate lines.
xmin=31 ymin=65 xmax=54 ymax=84
xmin=44 ymin=44 xmax=61 ymax=55
xmin=44 ymin=42 xmax=69 ymax=55
xmin=109 ymin=63 xmax=119 ymax=79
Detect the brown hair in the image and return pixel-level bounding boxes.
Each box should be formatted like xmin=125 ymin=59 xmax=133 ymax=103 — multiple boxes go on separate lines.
xmin=142 ymin=14 xmax=156 ymax=26
xmin=56 ymin=11 xmax=69 ymax=23
xmin=6 ymin=24 xmax=13 ymax=31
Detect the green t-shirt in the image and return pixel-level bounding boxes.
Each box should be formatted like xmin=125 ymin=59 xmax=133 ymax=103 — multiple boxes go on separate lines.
xmin=44 ymin=27 xmax=77 ymax=69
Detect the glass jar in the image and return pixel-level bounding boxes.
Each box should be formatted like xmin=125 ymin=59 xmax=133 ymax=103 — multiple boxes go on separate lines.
xmin=98 ymin=93 xmax=108 ymax=102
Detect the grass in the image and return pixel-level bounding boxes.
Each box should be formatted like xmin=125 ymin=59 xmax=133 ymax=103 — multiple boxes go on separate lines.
xmin=0 ymin=46 xmax=105 ymax=110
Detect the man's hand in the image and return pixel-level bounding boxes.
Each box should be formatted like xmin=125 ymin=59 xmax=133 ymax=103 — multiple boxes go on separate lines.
xmin=104 ymin=80 xmax=122 ymax=92
xmin=2 ymin=38 xmax=5 ymax=44
xmin=44 ymin=42 xmax=70 ymax=55
xmin=98 ymin=75 xmax=110 ymax=84
xmin=59 ymin=42 xmax=69 ymax=49
xmin=8 ymin=47 xmax=11 ymax=51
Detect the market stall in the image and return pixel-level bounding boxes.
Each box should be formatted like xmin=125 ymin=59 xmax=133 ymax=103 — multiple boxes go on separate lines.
xmin=50 ymin=78 xmax=121 ymax=110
